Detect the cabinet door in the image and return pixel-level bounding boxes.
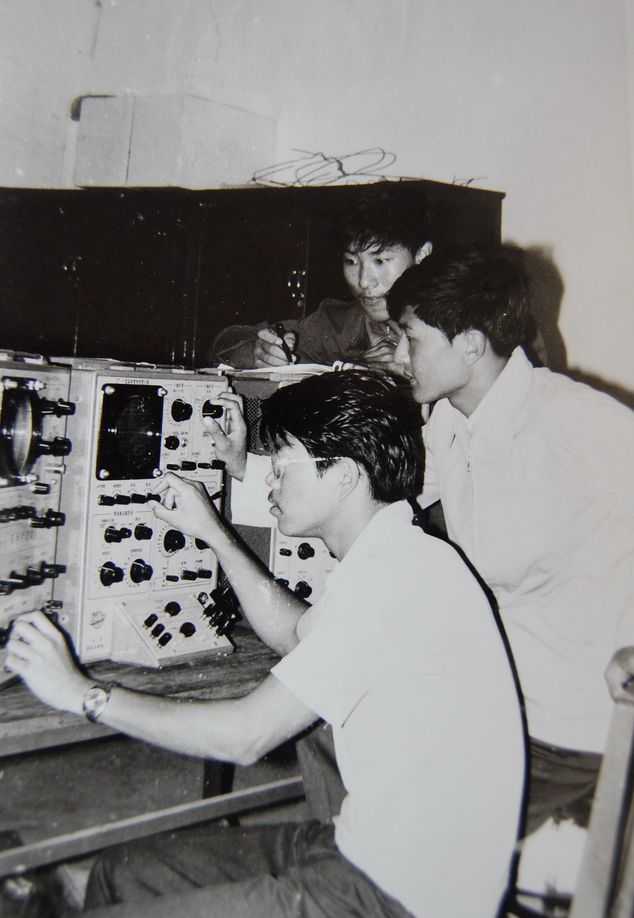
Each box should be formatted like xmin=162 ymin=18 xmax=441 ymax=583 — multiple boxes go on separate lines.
xmin=0 ymin=189 xmax=85 ymax=358
xmin=69 ymin=189 xmax=194 ymax=365
xmin=192 ymin=188 xmax=309 ymax=366
xmin=0 ymin=189 xmax=194 ymax=366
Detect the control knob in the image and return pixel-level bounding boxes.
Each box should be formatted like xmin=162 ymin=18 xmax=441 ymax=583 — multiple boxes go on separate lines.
xmin=30 ymin=509 xmax=65 ymax=529
xmin=100 ymin=562 xmax=124 ymax=587
xmin=202 ymin=401 xmax=223 ymax=419
xmin=40 ymin=398 xmax=76 ymax=417
xmin=294 ymin=580 xmax=313 ymax=599
xmin=163 ymin=529 xmax=186 ymax=553
xmin=130 ymin=559 xmax=153 ymax=583
xmin=297 ymin=542 xmax=315 ymax=560
xmin=171 ymin=399 xmax=193 ymax=422
xmin=38 ymin=437 xmax=72 ymax=457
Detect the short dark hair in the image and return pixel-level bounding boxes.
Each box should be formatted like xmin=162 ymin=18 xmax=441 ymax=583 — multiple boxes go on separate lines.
xmin=260 ymin=370 xmax=422 ymax=502
xmin=387 ymin=245 xmax=532 ymax=357
xmin=340 ymin=188 xmax=432 ymax=256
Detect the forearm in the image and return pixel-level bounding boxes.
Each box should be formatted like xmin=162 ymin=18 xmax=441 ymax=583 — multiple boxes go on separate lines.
xmin=85 ymin=686 xmax=265 ymax=765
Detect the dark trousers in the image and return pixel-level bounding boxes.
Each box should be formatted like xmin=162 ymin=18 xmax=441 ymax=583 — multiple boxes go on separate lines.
xmin=83 ymin=820 xmax=411 ymax=918
xmin=523 ymin=738 xmax=602 ymax=837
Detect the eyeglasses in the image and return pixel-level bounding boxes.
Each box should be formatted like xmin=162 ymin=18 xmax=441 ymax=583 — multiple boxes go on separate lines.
xmin=269 ymin=455 xmax=346 ymax=481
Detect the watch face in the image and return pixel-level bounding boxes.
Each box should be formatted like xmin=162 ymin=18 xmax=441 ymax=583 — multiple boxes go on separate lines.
xmin=83 ymin=685 xmax=110 ymax=722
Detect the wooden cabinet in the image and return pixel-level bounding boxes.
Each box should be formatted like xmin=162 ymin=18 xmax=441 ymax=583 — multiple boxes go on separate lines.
xmin=0 ymin=180 xmax=503 ymax=366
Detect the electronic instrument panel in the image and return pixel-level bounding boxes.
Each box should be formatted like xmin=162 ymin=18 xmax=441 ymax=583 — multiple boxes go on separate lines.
xmin=0 ymin=352 xmax=74 ymax=683
xmin=52 ymin=358 xmax=235 ymax=666
xmin=0 ymin=356 xmax=338 ymax=680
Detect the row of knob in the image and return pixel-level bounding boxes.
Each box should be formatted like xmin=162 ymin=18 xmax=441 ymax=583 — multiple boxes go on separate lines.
xmin=0 ymin=561 xmax=66 ymax=594
xmin=170 ymin=399 xmax=223 ymax=423
xmin=99 ymin=560 xmax=213 ymax=587
xmin=102 ymin=527 xmax=206 ymax=555
xmin=0 ymin=506 xmax=65 ymax=527
xmin=278 ymin=542 xmax=315 ymax=560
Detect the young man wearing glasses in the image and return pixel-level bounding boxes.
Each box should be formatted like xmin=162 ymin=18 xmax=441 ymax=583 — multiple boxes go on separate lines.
xmin=7 ymin=370 xmax=525 ymax=918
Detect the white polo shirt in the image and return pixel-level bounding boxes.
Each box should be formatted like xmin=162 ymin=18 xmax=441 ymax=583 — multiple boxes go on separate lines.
xmin=273 ymin=501 xmax=525 ymax=918
xmin=419 ymin=347 xmax=634 ymax=753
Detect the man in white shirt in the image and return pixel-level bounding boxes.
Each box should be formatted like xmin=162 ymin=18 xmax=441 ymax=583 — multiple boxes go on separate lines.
xmin=387 ymin=245 xmax=634 ymax=836
xmin=7 ymin=370 xmax=525 ymax=918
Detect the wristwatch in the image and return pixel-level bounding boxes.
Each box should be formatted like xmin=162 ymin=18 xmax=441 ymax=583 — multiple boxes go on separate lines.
xmin=82 ymin=684 xmax=112 ymax=723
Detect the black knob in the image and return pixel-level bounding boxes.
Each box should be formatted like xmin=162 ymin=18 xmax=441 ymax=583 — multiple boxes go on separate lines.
xmin=297 ymin=542 xmax=315 ymax=560
xmin=100 ymin=562 xmax=124 ymax=587
xmin=202 ymin=400 xmax=223 ymax=419
xmin=164 ymin=601 xmax=181 ymax=617
xmin=30 ymin=510 xmax=65 ymax=529
xmin=179 ymin=460 xmax=196 ymax=471
xmin=134 ymin=524 xmax=153 ymax=540
xmin=163 ymin=529 xmax=186 ymax=553
xmin=171 ymin=400 xmax=193 ymax=422
xmin=151 ymin=623 xmax=165 ymax=638
xmin=180 ymin=622 xmax=196 ymax=638
xmin=104 ymin=526 xmax=122 ymax=543
xmin=130 ymin=493 xmax=147 ymax=504
xmin=158 ymin=633 xmax=172 ymax=646
xmin=25 ymin=567 xmax=45 ymax=586
xmin=98 ymin=495 xmax=116 ymax=506
xmin=114 ymin=494 xmax=131 ymax=505
xmin=164 ymin=435 xmax=180 ymax=450
xmin=195 ymin=538 xmax=209 ymax=550
xmin=130 ymin=559 xmax=153 ymax=583
xmin=197 ymin=569 xmax=212 ymax=579
xmin=294 ymin=580 xmax=312 ymax=599
xmin=40 ymin=562 xmax=66 ymax=579
xmin=38 ymin=436 xmax=72 ymax=457
xmin=144 ymin=613 xmax=158 ymax=628
xmin=40 ymin=398 xmax=76 ymax=417
xmin=279 ymin=548 xmax=292 ymax=557
xmin=31 ymin=482 xmax=51 ymax=495
xmin=181 ymin=570 xmax=197 ymax=581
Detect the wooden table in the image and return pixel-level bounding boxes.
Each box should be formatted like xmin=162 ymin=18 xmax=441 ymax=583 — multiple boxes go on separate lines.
xmin=0 ymin=624 xmax=279 ymax=758
xmin=0 ymin=627 xmax=303 ymax=880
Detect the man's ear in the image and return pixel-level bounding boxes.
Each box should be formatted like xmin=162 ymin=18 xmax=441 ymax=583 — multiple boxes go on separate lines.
xmin=337 ymin=457 xmax=362 ymax=501
xmin=462 ymin=329 xmax=487 ymax=365
xmin=414 ymin=241 xmax=433 ymax=264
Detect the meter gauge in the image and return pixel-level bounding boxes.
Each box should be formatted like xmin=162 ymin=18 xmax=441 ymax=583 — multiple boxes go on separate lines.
xmin=0 ymin=377 xmax=74 ymax=485
xmin=0 ymin=380 xmax=41 ymax=482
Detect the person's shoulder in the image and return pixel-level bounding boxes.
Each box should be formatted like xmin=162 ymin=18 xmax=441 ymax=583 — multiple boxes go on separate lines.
xmin=529 ymin=366 xmax=633 ymax=425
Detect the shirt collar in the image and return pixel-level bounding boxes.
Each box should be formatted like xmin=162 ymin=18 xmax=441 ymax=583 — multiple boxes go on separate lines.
xmin=325 ymin=501 xmax=413 ymax=591
xmin=437 ymin=347 xmax=533 ymax=452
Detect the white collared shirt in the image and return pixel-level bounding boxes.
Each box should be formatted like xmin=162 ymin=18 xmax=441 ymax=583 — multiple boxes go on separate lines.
xmin=274 ymin=501 xmax=525 ymax=918
xmin=420 ymin=347 xmax=634 ymax=752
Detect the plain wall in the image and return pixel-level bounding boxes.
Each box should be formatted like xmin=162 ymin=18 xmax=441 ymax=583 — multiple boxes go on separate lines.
xmin=0 ymin=0 xmax=632 ymax=392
